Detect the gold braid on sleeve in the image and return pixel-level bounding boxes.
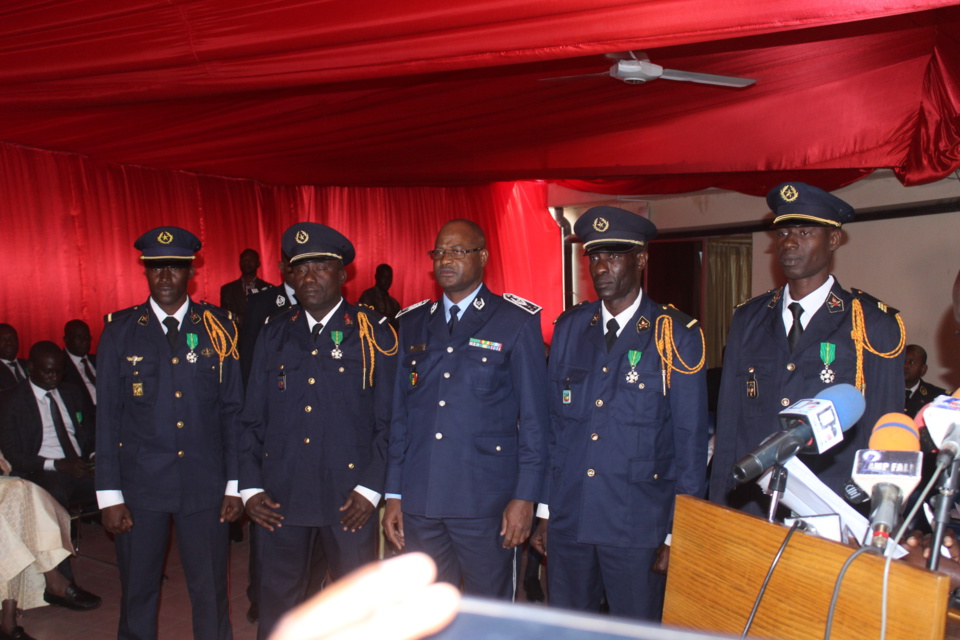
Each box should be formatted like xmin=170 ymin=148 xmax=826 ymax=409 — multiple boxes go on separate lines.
xmin=357 ymin=312 xmax=399 ymax=389
xmin=654 ymin=310 xmax=706 ymax=390
xmin=850 ymin=299 xmax=905 ymax=392
xmin=202 ymin=310 xmax=240 ymax=382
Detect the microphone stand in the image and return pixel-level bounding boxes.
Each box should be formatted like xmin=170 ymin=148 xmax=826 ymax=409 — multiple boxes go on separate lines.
xmin=765 ymin=463 xmax=788 ymax=523
xmin=928 ymin=458 xmax=960 ymax=571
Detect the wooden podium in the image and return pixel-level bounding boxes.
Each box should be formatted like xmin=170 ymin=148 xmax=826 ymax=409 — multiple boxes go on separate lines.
xmin=663 ymin=495 xmax=950 ymax=639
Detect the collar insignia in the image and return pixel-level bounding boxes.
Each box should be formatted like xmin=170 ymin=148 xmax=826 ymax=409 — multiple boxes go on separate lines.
xmin=637 ymin=316 xmax=651 ymax=333
xmin=191 ymin=311 xmax=202 ymax=324
xmin=343 ymin=313 xmax=354 ymax=326
xmin=767 ymin=287 xmax=783 ymax=309
xmin=826 ymin=293 xmax=844 ymax=313
xmin=137 ymin=313 xmax=148 ymax=326
xmin=590 ymin=311 xmax=600 ymax=327
xmin=276 ymin=295 xmax=286 ymax=307
xmin=290 ymin=309 xmax=300 ymax=323
xmin=473 ymin=297 xmax=485 ymax=311
xmin=430 ymin=302 xmax=439 ymax=315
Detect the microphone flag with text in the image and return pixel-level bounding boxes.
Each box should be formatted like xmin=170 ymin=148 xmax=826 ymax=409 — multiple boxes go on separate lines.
xmin=733 ymin=383 xmax=866 ymax=484
xmin=850 ymin=413 xmax=922 ymax=549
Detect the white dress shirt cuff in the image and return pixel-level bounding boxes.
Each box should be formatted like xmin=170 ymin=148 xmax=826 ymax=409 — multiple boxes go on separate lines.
xmin=353 ymin=485 xmax=381 ymax=508
xmin=97 ymin=490 xmax=125 ymax=509
xmin=536 ymin=503 xmax=550 ymax=519
xmin=44 ymin=458 xmax=57 ymax=471
xmin=385 ymin=493 xmax=402 ymax=501
xmin=225 ymin=480 xmax=239 ymax=497
xmin=240 ymin=488 xmax=264 ymax=506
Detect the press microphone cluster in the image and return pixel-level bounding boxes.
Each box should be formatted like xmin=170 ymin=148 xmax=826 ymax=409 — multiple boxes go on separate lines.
xmin=733 ymin=384 xmax=866 ymax=484
xmin=920 ymin=391 xmax=960 ymax=466
xmin=850 ymin=413 xmax=923 ymax=550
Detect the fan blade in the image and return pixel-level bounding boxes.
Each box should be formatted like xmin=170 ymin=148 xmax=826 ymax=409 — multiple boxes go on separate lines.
xmin=660 ymin=68 xmax=756 ymax=88
xmin=539 ymin=71 xmax=610 ymax=82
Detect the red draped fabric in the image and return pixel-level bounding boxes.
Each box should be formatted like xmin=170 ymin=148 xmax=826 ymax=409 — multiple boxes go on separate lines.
xmin=0 ymin=142 xmax=560 ymax=356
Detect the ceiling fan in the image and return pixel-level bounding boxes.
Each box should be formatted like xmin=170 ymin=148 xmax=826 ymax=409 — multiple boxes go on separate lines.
xmin=543 ymin=51 xmax=756 ymax=88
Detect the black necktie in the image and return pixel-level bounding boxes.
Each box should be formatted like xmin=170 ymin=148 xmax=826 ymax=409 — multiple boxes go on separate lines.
xmin=9 ymin=361 xmax=23 ymax=382
xmin=605 ymin=318 xmax=619 ymax=352
xmin=787 ymin=302 xmax=804 ymax=351
xmin=448 ymin=305 xmax=460 ymax=335
xmin=905 ymin=389 xmax=912 ymax=406
xmin=311 ymin=323 xmax=323 ymax=342
xmin=48 ymin=391 xmax=79 ymax=460
xmin=163 ymin=316 xmax=179 ymax=349
xmin=82 ymin=357 xmax=96 ymax=384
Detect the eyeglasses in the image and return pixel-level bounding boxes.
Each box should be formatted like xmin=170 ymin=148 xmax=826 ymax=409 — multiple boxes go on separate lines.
xmin=427 ymin=248 xmax=482 ymax=261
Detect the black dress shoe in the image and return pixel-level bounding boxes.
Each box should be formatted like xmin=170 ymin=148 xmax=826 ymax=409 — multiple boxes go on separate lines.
xmin=43 ymin=583 xmax=102 ymax=611
xmin=0 ymin=626 xmax=37 ymax=640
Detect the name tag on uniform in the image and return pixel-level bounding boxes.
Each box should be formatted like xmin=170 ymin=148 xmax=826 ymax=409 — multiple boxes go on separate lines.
xmin=468 ymin=338 xmax=502 ymax=351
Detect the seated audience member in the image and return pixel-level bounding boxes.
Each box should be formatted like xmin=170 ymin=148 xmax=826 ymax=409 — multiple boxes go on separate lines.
xmin=904 ymin=344 xmax=946 ymax=418
xmin=0 ymin=325 xmax=27 ymax=392
xmin=0 ymin=453 xmax=100 ymax=640
xmin=220 ymin=249 xmax=272 ymax=326
xmin=61 ymin=320 xmax=97 ymax=423
xmin=0 ymin=341 xmax=95 ymax=510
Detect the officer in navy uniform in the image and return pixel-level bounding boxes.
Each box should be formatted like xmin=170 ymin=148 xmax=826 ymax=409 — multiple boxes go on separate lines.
xmin=709 ymin=183 xmax=905 ymax=514
xmin=904 ymin=344 xmax=946 ymax=419
xmin=239 ymin=251 xmax=297 ymax=388
xmin=96 ymin=226 xmax=244 ymax=640
xmin=240 ymin=222 xmax=398 ymax=640
xmin=530 ymin=207 xmax=708 ymax=621
xmin=382 ymin=219 xmax=549 ymax=599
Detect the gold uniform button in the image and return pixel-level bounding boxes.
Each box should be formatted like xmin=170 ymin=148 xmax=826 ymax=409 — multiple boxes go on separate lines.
xmin=602 ymin=366 xmax=609 ymax=373
xmin=591 ymin=433 xmax=599 ymax=441
xmin=443 ymin=372 xmax=451 ymax=379
xmin=447 ymin=347 xmax=454 ymax=353
xmin=171 ymin=357 xmax=179 ymax=364
xmin=304 ymin=438 xmax=310 ymax=444
xmin=280 ymin=364 xmax=285 ymax=370
xmin=495 ymin=445 xmax=502 ymax=452
xmin=595 ymin=399 xmax=603 ymax=407
xmin=339 ymin=367 xmax=345 ymax=373
xmin=748 ymin=367 xmax=755 ymax=373
xmin=786 ymin=363 xmax=795 ymax=371
xmin=411 ymin=360 xmax=417 ymax=366
xmin=435 ymin=433 xmax=443 ymax=439
xmin=264 ymin=452 xmax=269 ymax=457
xmin=176 ymin=421 xmax=184 ymax=429
xmin=348 ymin=463 xmax=355 ymax=469
xmin=305 ymin=405 xmax=313 ymax=412
xmin=177 ymin=450 xmax=184 ymax=458
xmin=308 ymin=378 xmax=315 ymax=385
xmin=311 ymin=349 xmax=319 ymax=356
xmin=653 ymin=473 xmax=659 ymax=480
xmin=119 ymin=442 xmax=123 ymax=447
xmin=587 ymin=469 xmax=595 ymax=477
xmin=439 ymin=400 xmax=446 ymax=407
xmin=174 ymin=391 xmax=182 ymax=398
xmin=482 ymin=356 xmax=488 ymax=362
xmin=781 ymin=398 xmax=790 ymax=407
xmin=638 ymin=383 xmax=645 ymax=389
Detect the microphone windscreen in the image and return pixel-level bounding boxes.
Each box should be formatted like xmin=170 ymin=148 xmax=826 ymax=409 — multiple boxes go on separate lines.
xmin=868 ymin=413 xmax=921 ymax=451
xmin=814 ymin=383 xmax=866 ymax=432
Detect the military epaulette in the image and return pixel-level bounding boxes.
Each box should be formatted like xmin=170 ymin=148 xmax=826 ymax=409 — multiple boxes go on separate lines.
xmin=552 ymin=300 xmax=589 ymax=324
xmin=104 ymin=305 xmax=142 ymax=324
xmin=735 ymin=288 xmax=778 ymax=310
xmin=503 ymin=293 xmax=541 ymax=315
xmin=852 ymin=288 xmax=900 ymax=315
xmin=396 ymin=299 xmax=430 ymax=318
xmin=199 ymin=300 xmax=233 ymax=321
xmin=659 ymin=304 xmax=699 ymax=330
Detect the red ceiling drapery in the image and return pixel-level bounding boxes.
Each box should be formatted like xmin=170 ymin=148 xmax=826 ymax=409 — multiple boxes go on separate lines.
xmin=0 ymin=142 xmax=560 ymax=356
xmin=0 ymin=2 xmax=958 ymax=192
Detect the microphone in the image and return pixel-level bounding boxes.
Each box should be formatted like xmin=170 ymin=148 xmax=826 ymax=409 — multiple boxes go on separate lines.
xmin=850 ymin=413 xmax=923 ymax=550
xmin=733 ymin=383 xmax=866 ymax=484
xmin=918 ymin=392 xmax=960 ymax=466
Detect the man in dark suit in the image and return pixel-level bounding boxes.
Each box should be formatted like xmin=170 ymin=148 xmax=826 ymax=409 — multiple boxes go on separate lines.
xmin=0 ymin=339 xmax=102 ymax=611
xmin=0 ymin=324 xmax=28 ymax=391
xmin=62 ymin=319 xmax=97 ymax=422
xmin=240 ymin=222 xmax=398 ymax=640
xmin=96 ymin=226 xmax=244 ymax=640
xmin=382 ymin=219 xmax=549 ymax=599
xmin=239 ymin=252 xmax=296 ymax=388
xmin=531 ymin=207 xmax=708 ymax=621
xmin=904 ymin=344 xmax=947 ymax=418
xmin=220 ymin=249 xmax=272 ymax=327
xmin=709 ymin=183 xmax=905 ymax=514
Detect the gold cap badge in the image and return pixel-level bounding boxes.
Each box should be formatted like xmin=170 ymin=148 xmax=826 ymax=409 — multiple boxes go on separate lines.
xmin=157 ymin=231 xmax=174 ymax=245
xmin=295 ymin=230 xmax=309 ymax=244
xmin=592 ymin=217 xmax=609 ymax=232
xmin=779 ymin=185 xmax=799 ymax=203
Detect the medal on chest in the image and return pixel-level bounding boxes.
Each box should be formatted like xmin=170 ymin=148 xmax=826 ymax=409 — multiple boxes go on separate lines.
xmin=126 ymin=355 xmax=144 ymax=396
xmin=820 ymin=342 xmax=836 ymax=383
xmin=330 ymin=331 xmax=344 ymax=360
xmin=562 ymin=378 xmax=572 ymax=405
xmin=625 ymin=350 xmax=641 ymax=384
xmin=185 ymin=333 xmax=199 ymax=363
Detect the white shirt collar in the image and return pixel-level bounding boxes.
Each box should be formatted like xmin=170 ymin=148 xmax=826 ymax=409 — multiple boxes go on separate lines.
xmin=149 ymin=296 xmax=190 ymax=331
xmin=906 ymin=380 xmax=921 ymax=395
xmin=30 ymin=380 xmax=61 ymax=403
xmin=443 ymin=283 xmax=483 ymax=322
xmin=305 ymin=298 xmax=344 ymax=334
xmin=782 ymin=275 xmax=835 ymax=332
xmin=283 ymin=282 xmax=297 ymax=304
xmin=601 ymin=290 xmax=644 ymax=337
